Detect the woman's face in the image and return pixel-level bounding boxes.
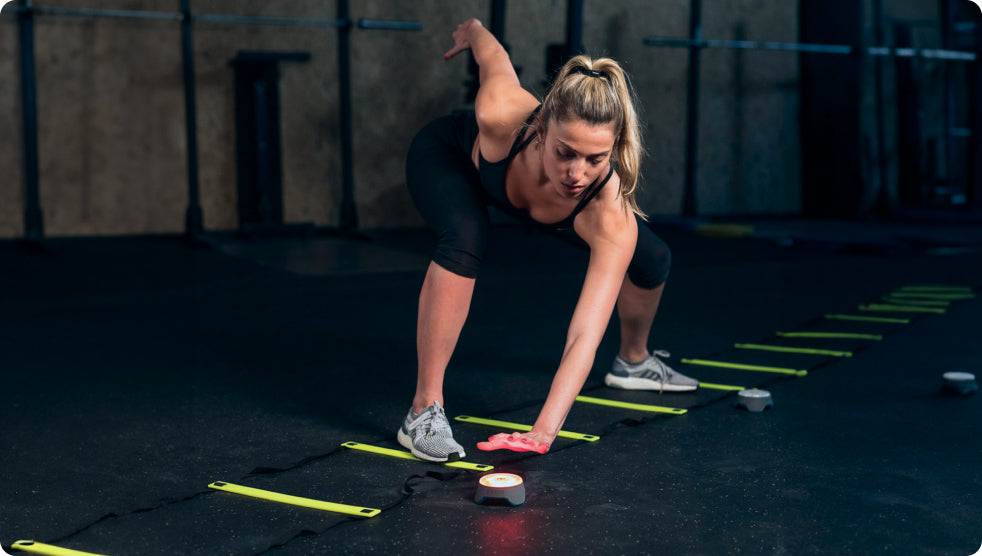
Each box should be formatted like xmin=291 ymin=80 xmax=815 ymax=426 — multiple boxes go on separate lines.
xmin=540 ymin=117 xmax=617 ymax=198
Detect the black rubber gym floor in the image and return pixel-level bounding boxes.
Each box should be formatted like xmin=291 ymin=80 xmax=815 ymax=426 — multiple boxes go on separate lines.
xmin=1 ymin=217 xmax=979 ymax=555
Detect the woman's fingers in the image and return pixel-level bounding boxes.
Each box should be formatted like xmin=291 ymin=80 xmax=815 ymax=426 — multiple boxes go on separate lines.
xmin=443 ymin=19 xmax=481 ymax=61
xmin=443 ymin=44 xmax=465 ymax=60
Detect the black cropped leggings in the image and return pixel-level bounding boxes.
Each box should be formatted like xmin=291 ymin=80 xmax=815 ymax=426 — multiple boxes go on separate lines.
xmin=406 ymin=112 xmax=671 ymax=289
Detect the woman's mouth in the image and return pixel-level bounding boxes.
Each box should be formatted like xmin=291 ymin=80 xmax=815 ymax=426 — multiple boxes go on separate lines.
xmin=562 ymin=182 xmax=585 ymax=194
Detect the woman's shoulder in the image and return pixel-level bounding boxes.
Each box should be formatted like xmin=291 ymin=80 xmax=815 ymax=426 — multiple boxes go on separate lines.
xmin=474 ymin=81 xmax=538 ymax=125
xmin=474 ymin=91 xmax=540 ymax=159
xmin=575 ymin=171 xmax=637 ymax=246
xmin=586 ymin=166 xmax=623 ymax=214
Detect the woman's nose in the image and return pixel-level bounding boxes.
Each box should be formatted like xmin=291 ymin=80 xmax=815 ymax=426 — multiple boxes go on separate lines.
xmin=567 ymin=159 xmax=584 ymax=180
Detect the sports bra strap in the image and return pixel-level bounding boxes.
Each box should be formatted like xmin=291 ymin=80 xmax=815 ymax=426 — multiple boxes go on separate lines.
xmin=572 ymin=164 xmax=614 ymax=213
xmin=506 ymin=105 xmax=543 ymax=159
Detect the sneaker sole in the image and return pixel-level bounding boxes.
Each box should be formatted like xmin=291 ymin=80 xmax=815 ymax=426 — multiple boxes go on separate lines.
xmin=604 ymin=373 xmax=698 ymax=392
xmin=396 ymin=428 xmax=464 ymax=463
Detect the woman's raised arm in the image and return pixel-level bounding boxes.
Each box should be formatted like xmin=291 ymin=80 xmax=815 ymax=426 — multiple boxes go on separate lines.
xmin=444 ymin=19 xmax=536 ymax=137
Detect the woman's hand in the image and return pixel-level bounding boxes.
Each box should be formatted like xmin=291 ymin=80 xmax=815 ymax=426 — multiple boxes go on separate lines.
xmin=477 ymin=432 xmax=551 ymax=454
xmin=443 ymin=18 xmax=483 ymax=60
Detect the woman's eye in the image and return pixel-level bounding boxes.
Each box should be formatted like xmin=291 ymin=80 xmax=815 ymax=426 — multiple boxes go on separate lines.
xmin=557 ymin=150 xmax=574 ymax=159
xmin=589 ymin=158 xmax=602 ymax=165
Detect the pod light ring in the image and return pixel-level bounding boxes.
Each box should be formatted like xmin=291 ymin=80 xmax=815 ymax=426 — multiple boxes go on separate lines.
xmin=479 ymin=473 xmax=523 ymax=488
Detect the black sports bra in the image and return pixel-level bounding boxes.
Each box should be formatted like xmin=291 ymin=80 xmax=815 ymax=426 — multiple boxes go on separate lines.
xmin=477 ymin=106 xmax=613 ymax=231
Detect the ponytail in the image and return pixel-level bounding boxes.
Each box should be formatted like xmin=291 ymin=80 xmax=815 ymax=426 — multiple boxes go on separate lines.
xmin=536 ymin=55 xmax=646 ymax=219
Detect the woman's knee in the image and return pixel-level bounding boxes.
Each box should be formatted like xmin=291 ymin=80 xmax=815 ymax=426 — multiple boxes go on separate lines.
xmin=628 ymin=227 xmax=671 ymax=289
xmin=431 ymin=214 xmax=488 ymax=279
xmin=411 ymin=184 xmax=488 ymax=277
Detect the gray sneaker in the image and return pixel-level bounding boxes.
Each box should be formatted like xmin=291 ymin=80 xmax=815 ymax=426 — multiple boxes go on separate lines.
xmin=397 ymin=401 xmax=465 ymax=462
xmin=605 ymin=350 xmax=699 ymax=393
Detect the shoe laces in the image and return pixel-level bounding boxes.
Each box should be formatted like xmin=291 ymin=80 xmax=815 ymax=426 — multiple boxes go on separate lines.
xmin=420 ymin=403 xmax=451 ymax=439
xmin=650 ymin=350 xmax=671 ymax=394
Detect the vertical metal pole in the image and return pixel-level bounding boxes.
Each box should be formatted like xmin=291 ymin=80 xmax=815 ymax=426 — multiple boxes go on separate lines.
xmin=871 ymin=0 xmax=891 ymax=214
xmin=971 ymin=0 xmax=982 ymax=212
xmin=490 ymin=0 xmax=506 ymax=42
xmin=682 ymin=0 xmax=702 ymax=217
xmin=180 ymin=0 xmax=203 ymax=237
xmin=337 ymin=0 xmax=357 ymax=230
xmin=941 ymin=0 xmax=958 ymax=203
xmin=18 ymin=0 xmax=43 ymax=240
xmin=566 ymin=0 xmax=584 ymax=58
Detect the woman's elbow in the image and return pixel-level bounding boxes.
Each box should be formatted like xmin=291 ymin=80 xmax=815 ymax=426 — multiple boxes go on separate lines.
xmin=563 ymin=327 xmax=602 ymax=358
xmin=475 ymin=42 xmax=510 ymax=67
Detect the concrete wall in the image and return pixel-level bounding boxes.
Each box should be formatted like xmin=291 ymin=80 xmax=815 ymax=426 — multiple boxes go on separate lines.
xmin=1 ymin=6 xmax=22 ymax=238
xmin=1 ymin=0 xmax=808 ymax=238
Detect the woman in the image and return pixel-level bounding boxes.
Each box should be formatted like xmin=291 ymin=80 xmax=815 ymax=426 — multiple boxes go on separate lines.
xmin=397 ymin=18 xmax=697 ymax=462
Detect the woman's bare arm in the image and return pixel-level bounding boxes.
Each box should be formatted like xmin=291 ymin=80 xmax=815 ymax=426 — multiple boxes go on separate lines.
xmin=482 ymin=197 xmax=638 ymax=450
xmin=531 ymin=204 xmax=637 ymax=441
xmin=444 ymin=19 xmax=537 ymax=153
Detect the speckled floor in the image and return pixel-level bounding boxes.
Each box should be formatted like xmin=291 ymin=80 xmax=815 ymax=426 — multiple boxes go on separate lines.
xmin=1 ymin=218 xmax=979 ymax=555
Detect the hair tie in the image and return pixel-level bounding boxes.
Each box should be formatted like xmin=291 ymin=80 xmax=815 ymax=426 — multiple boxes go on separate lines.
xmin=574 ymin=66 xmax=609 ymax=80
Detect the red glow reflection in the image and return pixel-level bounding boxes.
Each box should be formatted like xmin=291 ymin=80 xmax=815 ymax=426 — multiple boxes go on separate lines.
xmin=475 ymin=510 xmax=540 ymax=555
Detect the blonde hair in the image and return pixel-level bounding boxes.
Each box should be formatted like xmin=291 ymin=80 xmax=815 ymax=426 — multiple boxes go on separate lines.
xmin=536 ymin=55 xmax=646 ymax=219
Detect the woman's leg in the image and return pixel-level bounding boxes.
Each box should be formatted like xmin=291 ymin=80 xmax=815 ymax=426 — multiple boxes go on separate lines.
xmin=616 ymin=277 xmax=664 ymax=363
xmin=401 ymin=113 xmax=487 ymax=461
xmin=405 ymin=114 xmax=488 ymax=412
xmin=616 ymin=218 xmax=671 ymax=361
xmin=413 ymin=262 xmax=476 ymax=413
xmin=606 ymin=220 xmax=697 ymax=391
xmin=400 ymin=257 xmax=482 ymax=462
